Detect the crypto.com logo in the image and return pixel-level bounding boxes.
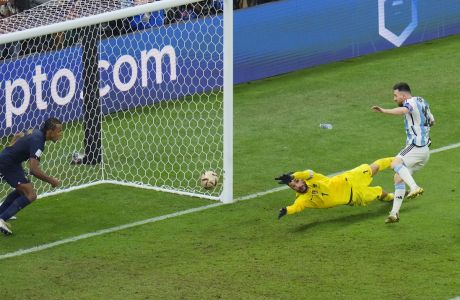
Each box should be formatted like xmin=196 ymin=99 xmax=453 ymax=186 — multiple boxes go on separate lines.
xmin=378 ymin=0 xmax=418 ymax=47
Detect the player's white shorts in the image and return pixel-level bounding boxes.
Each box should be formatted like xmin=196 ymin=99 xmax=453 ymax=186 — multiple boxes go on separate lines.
xmin=396 ymin=144 xmax=430 ymax=173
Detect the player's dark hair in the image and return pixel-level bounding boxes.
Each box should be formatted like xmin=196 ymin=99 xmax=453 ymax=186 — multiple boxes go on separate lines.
xmin=393 ymin=82 xmax=411 ymax=93
xmin=41 ymin=117 xmax=62 ymax=133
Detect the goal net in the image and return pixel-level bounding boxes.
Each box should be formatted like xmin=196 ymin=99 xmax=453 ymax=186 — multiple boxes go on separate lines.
xmin=0 ymin=0 xmax=233 ymax=202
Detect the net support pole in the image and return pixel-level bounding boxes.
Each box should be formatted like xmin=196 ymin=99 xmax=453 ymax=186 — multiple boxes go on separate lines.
xmin=81 ymin=25 xmax=102 ymax=164
xmin=222 ymin=0 xmax=233 ymax=203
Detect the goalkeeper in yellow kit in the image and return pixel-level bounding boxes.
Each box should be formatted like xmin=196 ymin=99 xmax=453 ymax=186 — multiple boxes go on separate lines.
xmin=275 ymin=157 xmax=395 ymax=219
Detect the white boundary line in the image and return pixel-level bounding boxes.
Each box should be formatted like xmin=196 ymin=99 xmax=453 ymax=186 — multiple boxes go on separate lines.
xmin=38 ymin=180 xmax=221 ymax=201
xmin=1 ymin=142 xmax=459 ymax=260
xmin=428 ymin=142 xmax=460 ymax=154
xmin=0 ymin=203 xmax=224 ymax=260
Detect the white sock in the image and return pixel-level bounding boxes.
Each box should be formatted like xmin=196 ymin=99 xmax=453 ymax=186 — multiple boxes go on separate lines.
xmin=393 ymin=164 xmax=417 ymax=191
xmin=391 ymin=183 xmax=406 ymax=215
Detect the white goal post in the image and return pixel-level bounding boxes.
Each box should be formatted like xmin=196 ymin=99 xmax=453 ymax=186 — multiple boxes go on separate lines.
xmin=0 ymin=0 xmax=233 ymax=203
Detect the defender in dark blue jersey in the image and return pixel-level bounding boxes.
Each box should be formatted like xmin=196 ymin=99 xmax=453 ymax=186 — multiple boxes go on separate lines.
xmin=0 ymin=118 xmax=63 ymax=235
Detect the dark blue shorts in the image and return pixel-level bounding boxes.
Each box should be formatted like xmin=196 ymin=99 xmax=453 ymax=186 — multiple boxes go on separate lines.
xmin=0 ymin=164 xmax=29 ymax=188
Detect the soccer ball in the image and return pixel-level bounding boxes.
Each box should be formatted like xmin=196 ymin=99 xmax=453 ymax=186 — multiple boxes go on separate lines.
xmin=70 ymin=151 xmax=85 ymax=165
xmin=200 ymin=171 xmax=219 ymax=189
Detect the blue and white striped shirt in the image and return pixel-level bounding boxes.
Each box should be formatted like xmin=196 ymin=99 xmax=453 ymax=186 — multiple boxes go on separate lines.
xmin=403 ymin=96 xmax=434 ymax=147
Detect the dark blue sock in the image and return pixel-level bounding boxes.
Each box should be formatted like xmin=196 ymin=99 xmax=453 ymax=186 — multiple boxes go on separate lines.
xmin=0 ymin=195 xmax=31 ymax=221
xmin=0 ymin=190 xmax=21 ymax=215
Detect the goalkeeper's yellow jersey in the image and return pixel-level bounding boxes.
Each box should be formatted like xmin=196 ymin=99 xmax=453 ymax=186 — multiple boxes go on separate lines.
xmin=286 ymin=170 xmax=352 ymax=215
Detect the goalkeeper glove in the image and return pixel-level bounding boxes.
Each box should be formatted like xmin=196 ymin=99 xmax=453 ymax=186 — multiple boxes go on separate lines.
xmin=278 ymin=207 xmax=287 ymax=220
xmin=275 ymin=173 xmax=293 ymax=185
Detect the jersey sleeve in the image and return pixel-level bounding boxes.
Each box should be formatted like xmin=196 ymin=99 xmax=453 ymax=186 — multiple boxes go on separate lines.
xmin=286 ymin=194 xmax=316 ymax=214
xmin=293 ymin=170 xmax=329 ymax=182
xmin=402 ymin=99 xmax=414 ymax=113
xmin=426 ymin=104 xmax=435 ymax=126
xmin=292 ymin=170 xmax=314 ymax=180
xmin=29 ymin=137 xmax=45 ymax=161
xmin=428 ymin=111 xmax=435 ymax=125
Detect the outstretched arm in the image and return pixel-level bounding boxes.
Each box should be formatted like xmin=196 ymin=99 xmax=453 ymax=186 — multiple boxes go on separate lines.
xmin=292 ymin=170 xmax=313 ymax=180
xmin=275 ymin=170 xmax=314 ymax=185
xmin=279 ymin=196 xmax=311 ymax=219
xmin=275 ymin=172 xmax=294 ymax=184
xmin=276 ymin=169 xmax=327 ymax=184
xmin=28 ymin=158 xmax=60 ymax=188
xmin=294 ymin=170 xmax=330 ymax=182
xmin=286 ymin=198 xmax=308 ymax=215
xmin=372 ymin=106 xmax=408 ymax=115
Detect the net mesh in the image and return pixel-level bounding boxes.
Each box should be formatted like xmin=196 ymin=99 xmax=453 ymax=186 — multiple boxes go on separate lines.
xmin=0 ymin=0 xmax=224 ymax=199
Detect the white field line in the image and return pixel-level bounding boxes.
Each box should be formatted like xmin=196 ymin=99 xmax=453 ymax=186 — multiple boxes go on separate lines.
xmin=0 ymin=203 xmax=224 ymax=260
xmin=1 ymin=142 xmax=459 ymax=260
xmin=428 ymin=142 xmax=460 ymax=154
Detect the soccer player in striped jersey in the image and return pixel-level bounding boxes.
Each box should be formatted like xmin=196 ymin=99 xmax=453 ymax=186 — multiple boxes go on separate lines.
xmin=275 ymin=157 xmax=395 ymax=219
xmin=372 ymin=82 xmax=435 ymax=223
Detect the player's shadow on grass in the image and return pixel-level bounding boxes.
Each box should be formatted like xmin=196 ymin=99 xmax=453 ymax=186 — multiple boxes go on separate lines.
xmin=292 ymin=204 xmax=418 ymax=232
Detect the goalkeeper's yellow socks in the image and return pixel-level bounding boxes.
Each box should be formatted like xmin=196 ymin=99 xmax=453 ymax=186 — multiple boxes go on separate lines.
xmin=381 ymin=192 xmax=394 ymax=202
xmin=372 ymin=157 xmax=394 ymax=171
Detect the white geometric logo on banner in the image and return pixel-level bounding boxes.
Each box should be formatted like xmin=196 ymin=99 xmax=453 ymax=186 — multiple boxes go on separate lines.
xmin=378 ymin=0 xmax=418 ymax=47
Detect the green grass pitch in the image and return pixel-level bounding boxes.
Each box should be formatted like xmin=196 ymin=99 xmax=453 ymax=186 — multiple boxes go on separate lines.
xmin=1 ymin=35 xmax=460 ymax=299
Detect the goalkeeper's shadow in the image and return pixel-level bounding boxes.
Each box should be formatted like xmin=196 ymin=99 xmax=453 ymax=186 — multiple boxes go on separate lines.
xmin=292 ymin=204 xmax=418 ymax=232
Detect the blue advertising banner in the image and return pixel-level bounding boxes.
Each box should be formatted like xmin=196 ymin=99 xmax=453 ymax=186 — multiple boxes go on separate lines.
xmin=99 ymin=18 xmax=223 ymax=114
xmin=0 ymin=48 xmax=84 ymax=135
xmin=234 ymin=0 xmax=460 ymax=83
xmin=1 ymin=0 xmax=460 ymax=136
xmin=0 ymin=17 xmax=222 ymax=136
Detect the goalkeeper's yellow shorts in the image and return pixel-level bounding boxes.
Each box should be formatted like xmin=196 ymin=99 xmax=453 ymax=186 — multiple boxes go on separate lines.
xmin=337 ymin=164 xmax=382 ymax=206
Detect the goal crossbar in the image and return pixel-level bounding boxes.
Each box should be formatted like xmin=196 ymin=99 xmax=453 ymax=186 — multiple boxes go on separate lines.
xmin=0 ymin=0 xmax=203 ymax=45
